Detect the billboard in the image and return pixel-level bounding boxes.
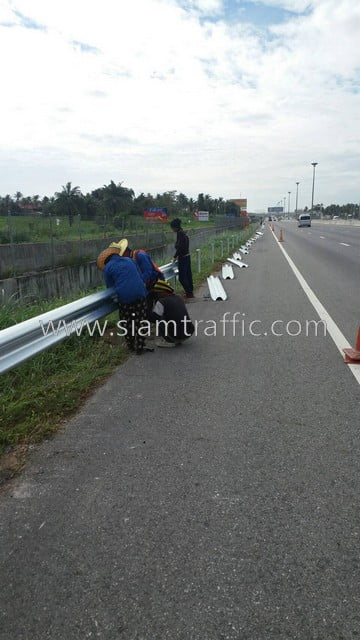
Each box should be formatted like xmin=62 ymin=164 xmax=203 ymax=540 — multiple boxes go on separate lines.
xmin=268 ymin=207 xmax=284 ymax=213
xmin=144 ymin=208 xmax=168 ymax=222
xmin=230 ymin=198 xmax=247 ymax=210
xmin=194 ymin=210 xmax=209 ymax=221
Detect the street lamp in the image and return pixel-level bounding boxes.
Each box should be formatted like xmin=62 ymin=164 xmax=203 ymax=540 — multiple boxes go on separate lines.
xmin=288 ymin=191 xmax=291 ymax=216
xmin=311 ymin=162 xmax=318 ymax=213
xmin=283 ymin=197 xmax=286 ymax=213
xmin=295 ymin=182 xmax=300 ymax=214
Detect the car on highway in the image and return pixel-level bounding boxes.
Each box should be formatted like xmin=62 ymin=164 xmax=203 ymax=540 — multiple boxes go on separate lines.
xmin=298 ymin=213 xmax=311 ymax=227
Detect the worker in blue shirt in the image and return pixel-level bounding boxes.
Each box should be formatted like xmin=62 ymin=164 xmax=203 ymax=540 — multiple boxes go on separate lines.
xmin=97 ymin=246 xmax=148 ymax=354
xmin=109 ymin=239 xmax=165 ymax=289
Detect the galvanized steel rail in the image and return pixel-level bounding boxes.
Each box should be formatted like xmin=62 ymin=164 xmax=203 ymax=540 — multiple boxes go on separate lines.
xmin=0 ymin=262 xmax=178 ymax=375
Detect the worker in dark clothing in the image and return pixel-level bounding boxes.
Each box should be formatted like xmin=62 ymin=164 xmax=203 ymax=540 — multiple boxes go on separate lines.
xmin=170 ymin=218 xmax=195 ymax=300
xmin=148 ymin=279 xmax=195 ymax=347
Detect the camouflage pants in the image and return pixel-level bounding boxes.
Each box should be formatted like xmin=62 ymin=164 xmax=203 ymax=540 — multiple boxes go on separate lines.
xmin=118 ymin=297 xmax=148 ymax=353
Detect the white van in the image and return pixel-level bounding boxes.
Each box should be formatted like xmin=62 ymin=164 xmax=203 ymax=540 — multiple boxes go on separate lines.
xmin=298 ymin=213 xmax=311 ymax=227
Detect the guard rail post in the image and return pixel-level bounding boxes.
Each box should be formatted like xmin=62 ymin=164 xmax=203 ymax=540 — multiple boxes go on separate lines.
xmin=196 ymin=248 xmax=201 ymax=273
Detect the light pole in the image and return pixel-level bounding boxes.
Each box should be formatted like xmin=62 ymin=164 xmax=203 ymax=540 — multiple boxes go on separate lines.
xmin=311 ymin=162 xmax=318 ymax=213
xmin=295 ymin=182 xmax=300 ymax=214
xmin=283 ymin=197 xmax=286 ymax=213
xmin=288 ymin=191 xmax=291 ymax=216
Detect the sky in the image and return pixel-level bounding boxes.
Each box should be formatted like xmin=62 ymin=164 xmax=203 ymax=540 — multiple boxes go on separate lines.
xmin=1 ymin=0 xmax=360 ymax=212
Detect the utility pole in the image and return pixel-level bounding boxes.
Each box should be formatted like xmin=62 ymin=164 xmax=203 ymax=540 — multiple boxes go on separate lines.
xmin=295 ymin=182 xmax=300 ymax=214
xmin=311 ymin=162 xmax=318 ymax=213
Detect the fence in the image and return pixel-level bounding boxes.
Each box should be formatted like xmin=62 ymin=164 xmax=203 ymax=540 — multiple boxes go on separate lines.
xmin=0 ymin=224 xmax=247 ymax=304
xmin=0 ymin=217 xmax=247 ymax=278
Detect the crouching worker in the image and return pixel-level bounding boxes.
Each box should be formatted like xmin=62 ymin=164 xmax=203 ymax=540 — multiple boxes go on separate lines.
xmin=97 ymin=246 xmax=149 ymax=355
xmin=109 ymin=239 xmax=165 ymax=290
xmin=148 ymin=279 xmax=195 ymax=348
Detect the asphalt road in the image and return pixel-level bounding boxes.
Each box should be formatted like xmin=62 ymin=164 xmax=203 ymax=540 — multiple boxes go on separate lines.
xmin=271 ymin=220 xmax=360 ymax=344
xmin=1 ymin=227 xmax=359 ymax=640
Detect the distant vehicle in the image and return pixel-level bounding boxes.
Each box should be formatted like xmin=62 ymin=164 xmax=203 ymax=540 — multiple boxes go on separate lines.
xmin=298 ymin=213 xmax=311 ymax=227
xmin=333 ymin=215 xmax=340 ymax=220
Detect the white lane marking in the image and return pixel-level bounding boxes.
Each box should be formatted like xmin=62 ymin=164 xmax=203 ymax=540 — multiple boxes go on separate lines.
xmin=270 ymin=230 xmax=360 ymax=385
xmin=340 ymin=242 xmax=350 ymax=247
xmin=320 ymin=236 xmax=325 ymax=239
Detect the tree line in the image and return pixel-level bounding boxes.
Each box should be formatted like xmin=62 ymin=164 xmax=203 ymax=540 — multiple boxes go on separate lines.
xmin=0 ymin=181 xmax=242 ymax=227
xmin=308 ymin=203 xmax=359 ymax=217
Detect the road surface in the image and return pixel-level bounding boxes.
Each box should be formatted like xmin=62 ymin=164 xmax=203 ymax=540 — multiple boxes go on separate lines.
xmin=0 ymin=226 xmax=359 ymax=639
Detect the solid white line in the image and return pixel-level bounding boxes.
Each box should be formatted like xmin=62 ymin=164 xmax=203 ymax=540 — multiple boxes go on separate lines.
xmin=270 ymin=231 xmax=360 ymax=385
xmin=340 ymin=242 xmax=350 ymax=247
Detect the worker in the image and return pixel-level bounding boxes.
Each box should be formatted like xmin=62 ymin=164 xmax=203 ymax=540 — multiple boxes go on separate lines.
xmin=109 ymin=239 xmax=165 ymax=290
xmin=148 ymin=279 xmax=195 ymax=347
xmin=169 ymin=218 xmax=195 ymax=301
xmin=97 ymin=246 xmax=148 ymax=355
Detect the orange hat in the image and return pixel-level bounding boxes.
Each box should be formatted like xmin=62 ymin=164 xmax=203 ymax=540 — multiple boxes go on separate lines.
xmin=96 ymin=247 xmax=120 ymax=270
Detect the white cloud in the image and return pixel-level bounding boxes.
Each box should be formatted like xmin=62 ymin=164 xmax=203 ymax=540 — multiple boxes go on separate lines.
xmin=0 ymin=0 xmax=359 ymax=208
xmin=176 ymin=0 xmax=224 ymax=13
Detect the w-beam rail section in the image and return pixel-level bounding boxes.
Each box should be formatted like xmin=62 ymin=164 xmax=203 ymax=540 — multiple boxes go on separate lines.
xmin=0 ymin=262 xmax=178 ymax=375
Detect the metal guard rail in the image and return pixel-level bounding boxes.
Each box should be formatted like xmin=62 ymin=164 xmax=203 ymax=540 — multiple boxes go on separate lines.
xmin=0 ymin=262 xmax=178 ymax=375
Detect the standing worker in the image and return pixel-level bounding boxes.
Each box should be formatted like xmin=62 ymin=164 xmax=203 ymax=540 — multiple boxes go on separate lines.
xmin=170 ymin=218 xmax=195 ymax=301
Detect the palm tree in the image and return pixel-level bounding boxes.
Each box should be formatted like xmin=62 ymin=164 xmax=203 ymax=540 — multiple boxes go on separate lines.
xmin=102 ymin=180 xmax=134 ymax=219
xmin=55 ymin=182 xmax=82 ymax=226
xmin=14 ymin=191 xmax=23 ymax=203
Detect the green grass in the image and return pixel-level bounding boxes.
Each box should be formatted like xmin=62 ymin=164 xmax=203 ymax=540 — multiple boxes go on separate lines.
xmin=190 ymin=226 xmax=256 ymax=288
xmin=0 ymin=224 xmax=257 ymax=469
xmin=0 ymin=332 xmax=125 ymax=453
xmin=0 ymin=214 xmax=218 ymax=244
